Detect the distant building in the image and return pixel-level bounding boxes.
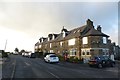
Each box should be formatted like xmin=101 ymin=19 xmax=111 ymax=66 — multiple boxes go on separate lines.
xmin=34 ymin=19 xmax=120 ymax=61
xmin=107 ymin=40 xmax=120 ymax=59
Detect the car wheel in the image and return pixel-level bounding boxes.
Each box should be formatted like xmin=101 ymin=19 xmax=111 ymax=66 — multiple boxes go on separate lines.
xmin=111 ymin=63 xmax=115 ymax=67
xmin=89 ymin=65 xmax=92 ymax=67
xmin=48 ymin=60 xmax=50 ymax=63
xmin=98 ymin=64 xmax=103 ymax=68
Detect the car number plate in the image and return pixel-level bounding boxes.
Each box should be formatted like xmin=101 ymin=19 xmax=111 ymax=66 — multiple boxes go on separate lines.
xmin=53 ymin=58 xmax=56 ymax=59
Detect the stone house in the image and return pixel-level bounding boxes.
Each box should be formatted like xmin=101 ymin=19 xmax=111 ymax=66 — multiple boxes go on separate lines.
xmin=35 ymin=19 xmax=111 ymax=61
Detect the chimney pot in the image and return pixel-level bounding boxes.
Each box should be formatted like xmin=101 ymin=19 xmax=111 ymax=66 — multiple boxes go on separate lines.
xmin=97 ymin=25 xmax=101 ymax=32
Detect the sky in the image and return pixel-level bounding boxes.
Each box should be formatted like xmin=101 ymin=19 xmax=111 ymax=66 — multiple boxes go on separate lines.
xmin=0 ymin=0 xmax=119 ymax=52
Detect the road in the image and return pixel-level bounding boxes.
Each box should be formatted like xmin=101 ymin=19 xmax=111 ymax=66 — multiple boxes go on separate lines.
xmin=2 ymin=55 xmax=119 ymax=79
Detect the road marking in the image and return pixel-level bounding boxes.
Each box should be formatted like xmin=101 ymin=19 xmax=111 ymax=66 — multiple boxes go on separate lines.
xmin=46 ymin=70 xmax=60 ymax=79
xmin=25 ymin=62 xmax=30 ymax=66
xmin=11 ymin=60 xmax=16 ymax=80
xmin=105 ymin=68 xmax=118 ymax=73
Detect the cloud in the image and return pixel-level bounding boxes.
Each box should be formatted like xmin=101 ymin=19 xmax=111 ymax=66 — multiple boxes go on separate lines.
xmin=0 ymin=0 xmax=119 ymax=2
xmin=0 ymin=2 xmax=118 ymax=52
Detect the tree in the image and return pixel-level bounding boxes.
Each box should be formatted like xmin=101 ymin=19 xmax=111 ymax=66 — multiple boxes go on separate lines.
xmin=20 ymin=49 xmax=25 ymax=53
xmin=14 ymin=48 xmax=19 ymax=53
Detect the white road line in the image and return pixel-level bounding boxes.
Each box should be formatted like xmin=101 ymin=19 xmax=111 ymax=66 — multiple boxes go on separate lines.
xmin=105 ymin=68 xmax=118 ymax=73
xmin=46 ymin=70 xmax=60 ymax=79
xmin=11 ymin=60 xmax=16 ymax=80
xmin=24 ymin=62 xmax=30 ymax=66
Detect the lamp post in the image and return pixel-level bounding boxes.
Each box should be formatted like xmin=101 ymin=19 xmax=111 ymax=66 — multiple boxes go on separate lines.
xmin=4 ymin=40 xmax=7 ymax=52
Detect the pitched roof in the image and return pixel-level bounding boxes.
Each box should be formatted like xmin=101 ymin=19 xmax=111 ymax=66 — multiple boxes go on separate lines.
xmin=64 ymin=25 xmax=87 ymax=40
xmin=51 ymin=25 xmax=87 ymax=42
xmin=42 ymin=38 xmax=48 ymax=44
xmin=83 ymin=28 xmax=109 ymax=37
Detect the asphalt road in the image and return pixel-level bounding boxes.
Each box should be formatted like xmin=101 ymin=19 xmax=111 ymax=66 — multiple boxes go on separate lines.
xmin=2 ymin=55 xmax=119 ymax=79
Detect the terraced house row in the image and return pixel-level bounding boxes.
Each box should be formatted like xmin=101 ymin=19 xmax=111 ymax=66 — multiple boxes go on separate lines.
xmin=34 ymin=19 xmax=120 ymax=61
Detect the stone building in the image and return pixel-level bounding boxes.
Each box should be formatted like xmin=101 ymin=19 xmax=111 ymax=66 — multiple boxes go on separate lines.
xmin=35 ymin=19 xmax=113 ymax=61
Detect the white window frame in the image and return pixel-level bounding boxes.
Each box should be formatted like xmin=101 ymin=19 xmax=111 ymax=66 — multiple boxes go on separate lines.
xmin=82 ymin=37 xmax=88 ymax=44
xmin=69 ymin=48 xmax=76 ymax=56
xmin=39 ymin=45 xmax=41 ymax=48
xmin=41 ymin=39 xmax=43 ymax=42
xmin=50 ymin=50 xmax=54 ymax=53
xmin=103 ymin=37 xmax=107 ymax=44
xmin=60 ymin=42 xmax=63 ymax=46
xmin=50 ymin=43 xmax=52 ymax=48
xmin=63 ymin=31 xmax=66 ymax=37
xmin=68 ymin=38 xmax=75 ymax=46
xmin=52 ymin=35 xmax=55 ymax=40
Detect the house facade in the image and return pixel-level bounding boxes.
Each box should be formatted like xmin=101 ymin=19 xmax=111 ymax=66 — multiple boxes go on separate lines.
xmin=34 ymin=19 xmax=118 ymax=61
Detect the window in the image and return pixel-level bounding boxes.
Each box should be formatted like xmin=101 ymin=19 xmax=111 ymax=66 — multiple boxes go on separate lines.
xmin=50 ymin=43 xmax=52 ymax=48
xmin=77 ymin=30 xmax=80 ymax=32
xmin=87 ymin=52 xmax=90 ymax=55
xmin=50 ymin=50 xmax=53 ymax=53
xmin=103 ymin=37 xmax=107 ymax=44
xmin=82 ymin=52 xmax=85 ymax=55
xmin=69 ymin=49 xmax=76 ymax=56
xmin=74 ymin=30 xmax=77 ymax=33
xmin=52 ymin=35 xmax=55 ymax=40
xmin=63 ymin=31 xmax=66 ymax=37
xmin=82 ymin=37 xmax=88 ymax=44
xmin=39 ymin=45 xmax=41 ymax=48
xmin=60 ymin=42 xmax=63 ymax=46
xmin=68 ymin=38 xmax=75 ymax=46
xmin=41 ymin=39 xmax=43 ymax=42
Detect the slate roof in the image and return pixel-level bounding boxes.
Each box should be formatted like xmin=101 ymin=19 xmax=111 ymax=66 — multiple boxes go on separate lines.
xmin=38 ymin=19 xmax=109 ymax=44
xmin=64 ymin=25 xmax=87 ymax=40
xmin=83 ymin=27 xmax=109 ymax=37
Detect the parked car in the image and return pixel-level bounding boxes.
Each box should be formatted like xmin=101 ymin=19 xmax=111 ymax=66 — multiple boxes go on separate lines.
xmin=88 ymin=56 xmax=115 ymax=68
xmin=44 ymin=54 xmax=59 ymax=63
xmin=22 ymin=52 xmax=25 ymax=56
xmin=22 ymin=52 xmax=29 ymax=57
xmin=13 ymin=52 xmax=19 ymax=55
xmin=43 ymin=53 xmax=55 ymax=57
xmin=29 ymin=53 xmax=36 ymax=58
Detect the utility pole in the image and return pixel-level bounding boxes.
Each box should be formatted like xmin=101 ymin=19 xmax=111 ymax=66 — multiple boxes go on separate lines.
xmin=4 ymin=39 xmax=7 ymax=52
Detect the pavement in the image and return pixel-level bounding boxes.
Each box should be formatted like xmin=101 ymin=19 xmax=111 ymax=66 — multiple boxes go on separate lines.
xmin=0 ymin=58 xmax=2 ymax=80
xmin=0 ymin=64 xmax=2 ymax=80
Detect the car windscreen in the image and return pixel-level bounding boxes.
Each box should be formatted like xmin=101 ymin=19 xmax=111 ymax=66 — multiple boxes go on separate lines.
xmin=50 ymin=55 xmax=57 ymax=57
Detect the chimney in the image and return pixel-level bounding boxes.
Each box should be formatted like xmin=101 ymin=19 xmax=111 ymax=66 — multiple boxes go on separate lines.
xmin=86 ymin=19 xmax=94 ymax=29
xmin=39 ymin=38 xmax=41 ymax=43
xmin=86 ymin=19 xmax=93 ymax=26
xmin=97 ymin=25 xmax=102 ymax=32
xmin=48 ymin=34 xmax=52 ymax=40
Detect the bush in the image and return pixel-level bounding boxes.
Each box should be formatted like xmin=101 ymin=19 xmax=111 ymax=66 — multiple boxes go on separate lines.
xmin=35 ymin=52 xmax=43 ymax=58
xmin=74 ymin=57 xmax=79 ymax=63
xmin=68 ymin=56 xmax=81 ymax=63
xmin=57 ymin=55 xmax=64 ymax=61
xmin=69 ymin=56 xmax=75 ymax=62
xmin=2 ymin=52 xmax=8 ymax=58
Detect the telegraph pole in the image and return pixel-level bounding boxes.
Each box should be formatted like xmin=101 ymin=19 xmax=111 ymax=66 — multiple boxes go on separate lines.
xmin=4 ymin=39 xmax=7 ymax=52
